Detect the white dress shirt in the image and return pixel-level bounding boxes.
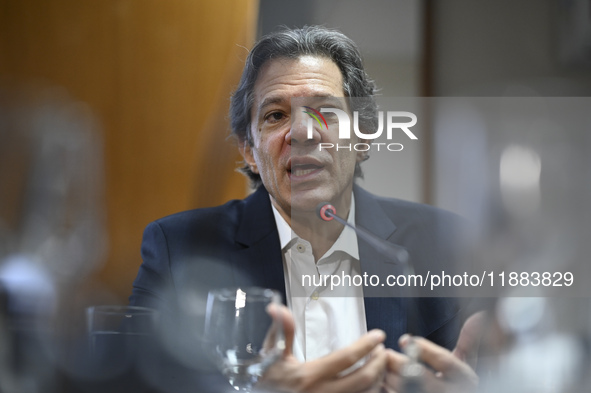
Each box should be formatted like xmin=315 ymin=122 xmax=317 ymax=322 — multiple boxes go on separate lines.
xmin=271 ymin=195 xmax=367 ymax=363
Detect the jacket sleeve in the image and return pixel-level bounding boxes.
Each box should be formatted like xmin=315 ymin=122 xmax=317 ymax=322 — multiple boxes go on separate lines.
xmin=129 ymin=221 xmax=174 ymax=309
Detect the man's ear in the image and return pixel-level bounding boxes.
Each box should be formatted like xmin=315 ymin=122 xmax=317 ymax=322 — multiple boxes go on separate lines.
xmin=355 ymin=138 xmax=370 ymax=163
xmin=238 ymin=140 xmax=259 ymax=174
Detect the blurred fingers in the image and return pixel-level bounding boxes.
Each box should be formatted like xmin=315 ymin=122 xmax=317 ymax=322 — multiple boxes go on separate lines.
xmin=306 ymin=329 xmax=386 ymax=381
xmin=399 ymin=335 xmax=477 ymax=384
xmin=266 ymin=303 xmax=295 ymax=357
xmin=452 ymin=311 xmax=486 ymax=368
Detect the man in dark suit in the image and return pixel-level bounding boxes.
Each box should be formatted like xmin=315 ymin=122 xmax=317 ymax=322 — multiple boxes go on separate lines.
xmin=131 ymin=26 xmax=480 ymax=393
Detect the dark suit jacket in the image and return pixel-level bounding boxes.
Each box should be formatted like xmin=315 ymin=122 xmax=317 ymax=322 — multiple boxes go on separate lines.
xmin=131 ymin=185 xmax=467 ymax=352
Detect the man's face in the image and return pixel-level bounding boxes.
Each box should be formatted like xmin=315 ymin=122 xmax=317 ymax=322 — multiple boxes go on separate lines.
xmin=240 ymin=55 xmax=364 ymax=220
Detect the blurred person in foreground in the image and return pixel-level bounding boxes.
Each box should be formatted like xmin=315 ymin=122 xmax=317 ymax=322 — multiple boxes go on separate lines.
xmin=130 ymin=26 xmax=481 ymax=392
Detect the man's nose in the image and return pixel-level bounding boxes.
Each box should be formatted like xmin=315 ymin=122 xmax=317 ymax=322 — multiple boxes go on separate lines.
xmin=286 ymin=112 xmax=321 ymax=145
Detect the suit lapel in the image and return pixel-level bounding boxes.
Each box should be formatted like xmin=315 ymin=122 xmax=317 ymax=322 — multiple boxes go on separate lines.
xmin=354 ymin=185 xmax=407 ymax=350
xmin=234 ymin=187 xmax=287 ymax=304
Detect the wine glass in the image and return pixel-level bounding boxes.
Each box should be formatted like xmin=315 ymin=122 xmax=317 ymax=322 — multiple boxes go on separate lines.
xmin=204 ymin=287 xmax=284 ymax=392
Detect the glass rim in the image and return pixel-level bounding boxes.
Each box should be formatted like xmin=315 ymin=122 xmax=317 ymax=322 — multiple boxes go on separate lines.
xmin=86 ymin=305 xmax=157 ymax=316
xmin=208 ymin=286 xmax=282 ymax=302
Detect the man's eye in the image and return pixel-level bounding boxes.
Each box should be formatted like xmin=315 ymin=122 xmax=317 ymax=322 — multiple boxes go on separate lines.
xmin=319 ymin=110 xmax=338 ymax=122
xmin=265 ymin=112 xmax=285 ymax=123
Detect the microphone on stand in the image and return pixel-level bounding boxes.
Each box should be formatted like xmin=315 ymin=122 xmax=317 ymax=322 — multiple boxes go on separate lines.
xmin=316 ymin=202 xmax=424 ymax=392
xmin=316 ymin=202 xmax=409 ymax=265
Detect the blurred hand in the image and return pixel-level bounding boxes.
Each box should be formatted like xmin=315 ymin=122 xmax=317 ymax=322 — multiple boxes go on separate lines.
xmin=261 ymin=304 xmax=389 ymax=393
xmin=452 ymin=311 xmax=486 ymax=369
xmin=383 ymin=312 xmax=485 ymax=393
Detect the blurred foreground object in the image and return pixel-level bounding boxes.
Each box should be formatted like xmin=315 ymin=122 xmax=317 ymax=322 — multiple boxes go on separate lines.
xmin=0 ymin=83 xmax=107 ymax=392
xmin=434 ymin=97 xmax=591 ymax=392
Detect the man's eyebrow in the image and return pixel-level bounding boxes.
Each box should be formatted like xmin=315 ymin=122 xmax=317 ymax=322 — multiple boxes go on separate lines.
xmin=257 ymin=95 xmax=346 ymax=113
xmin=292 ymin=95 xmax=347 ymax=108
xmin=312 ymin=96 xmax=346 ymax=107
xmin=258 ymin=96 xmax=287 ymax=112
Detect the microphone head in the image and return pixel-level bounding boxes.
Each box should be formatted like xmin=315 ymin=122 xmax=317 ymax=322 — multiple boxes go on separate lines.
xmin=316 ymin=202 xmax=336 ymax=221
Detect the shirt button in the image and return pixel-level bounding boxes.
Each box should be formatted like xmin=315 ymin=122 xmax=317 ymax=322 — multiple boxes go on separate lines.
xmin=311 ymin=291 xmax=319 ymax=300
xmin=296 ymin=244 xmax=306 ymax=253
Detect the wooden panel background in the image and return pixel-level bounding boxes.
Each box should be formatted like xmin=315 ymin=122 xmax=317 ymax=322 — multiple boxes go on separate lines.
xmin=0 ymin=0 xmax=257 ymax=300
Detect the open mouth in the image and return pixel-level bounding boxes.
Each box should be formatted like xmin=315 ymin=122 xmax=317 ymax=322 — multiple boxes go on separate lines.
xmin=290 ymin=164 xmax=321 ymax=177
xmin=287 ymin=156 xmax=325 ymax=180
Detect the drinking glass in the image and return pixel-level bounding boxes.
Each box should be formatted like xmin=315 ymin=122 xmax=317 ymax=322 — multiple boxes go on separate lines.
xmin=86 ymin=305 xmax=158 ymax=383
xmin=204 ymin=287 xmax=284 ymax=392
